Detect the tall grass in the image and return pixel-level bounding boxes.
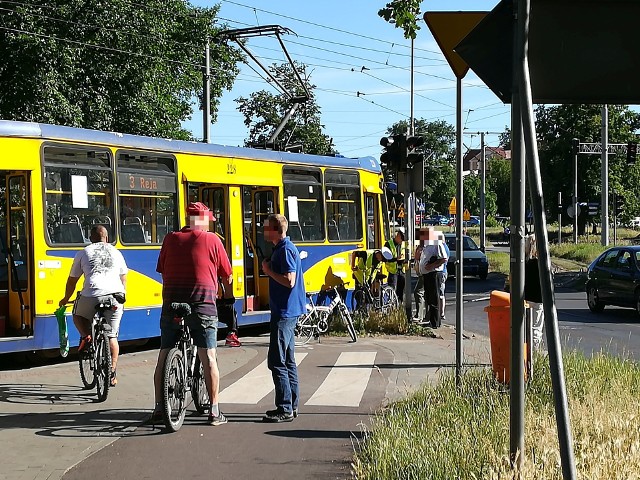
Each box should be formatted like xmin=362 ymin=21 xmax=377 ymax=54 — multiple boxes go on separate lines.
xmin=549 ymin=242 xmax=608 ymax=264
xmin=352 ymin=351 xmax=640 ymax=479
xmin=487 ymin=251 xmax=509 ymax=275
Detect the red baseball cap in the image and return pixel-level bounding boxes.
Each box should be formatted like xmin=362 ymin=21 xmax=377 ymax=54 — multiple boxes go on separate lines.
xmin=187 ymin=202 xmax=214 ymax=221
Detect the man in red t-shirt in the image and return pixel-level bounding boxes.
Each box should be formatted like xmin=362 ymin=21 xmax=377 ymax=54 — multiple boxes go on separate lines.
xmin=145 ymin=202 xmax=233 ymax=427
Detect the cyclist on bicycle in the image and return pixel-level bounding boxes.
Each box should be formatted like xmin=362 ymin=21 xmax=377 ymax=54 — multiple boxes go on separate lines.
xmin=146 ymin=202 xmax=233 ymax=427
xmin=59 ymin=225 xmax=128 ymax=387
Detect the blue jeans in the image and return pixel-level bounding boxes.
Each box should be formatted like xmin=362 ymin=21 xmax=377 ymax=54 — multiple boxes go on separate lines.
xmin=267 ymin=315 xmax=299 ymax=413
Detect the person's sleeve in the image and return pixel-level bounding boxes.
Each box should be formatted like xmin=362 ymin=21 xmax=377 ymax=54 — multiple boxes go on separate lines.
xmin=69 ymin=251 xmax=84 ymax=277
xmin=156 ymin=236 xmax=168 ymax=273
xmin=117 ymin=250 xmax=129 ymax=275
xmin=439 ymin=244 xmax=449 ymax=260
xmin=284 ymin=246 xmax=297 ymax=273
xmin=216 ymin=240 xmax=233 ymax=278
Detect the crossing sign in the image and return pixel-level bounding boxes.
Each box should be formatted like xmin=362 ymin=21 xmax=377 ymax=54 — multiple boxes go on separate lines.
xmin=448 ymin=197 xmax=456 ymax=215
xmin=398 ymin=206 xmax=405 ymax=219
xmin=463 ymin=209 xmax=471 ymax=221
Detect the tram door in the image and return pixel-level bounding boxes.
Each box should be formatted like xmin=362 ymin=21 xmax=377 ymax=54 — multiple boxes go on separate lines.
xmin=0 ymin=173 xmax=32 ymax=336
xmin=242 ymin=186 xmax=277 ymax=312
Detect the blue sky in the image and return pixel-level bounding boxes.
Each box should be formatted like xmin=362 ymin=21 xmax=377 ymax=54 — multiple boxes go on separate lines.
xmin=186 ymin=0 xmax=506 ymax=159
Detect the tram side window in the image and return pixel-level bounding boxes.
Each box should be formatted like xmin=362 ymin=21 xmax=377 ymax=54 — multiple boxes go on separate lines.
xmin=325 ymin=170 xmax=363 ymax=242
xmin=43 ymin=146 xmax=114 ymax=245
xmin=283 ymin=168 xmax=324 ymax=242
xmin=187 ymin=184 xmax=228 ymax=242
xmin=117 ymin=152 xmax=178 ymax=245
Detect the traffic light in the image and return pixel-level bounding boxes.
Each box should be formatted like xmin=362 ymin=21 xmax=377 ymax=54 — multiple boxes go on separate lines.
xmin=627 ymin=142 xmax=637 ymax=165
xmin=571 ymin=138 xmax=580 ymax=156
xmin=406 ymin=135 xmax=425 ymax=170
xmin=615 ymin=194 xmax=624 ymax=216
xmin=380 ymin=134 xmax=405 ymax=171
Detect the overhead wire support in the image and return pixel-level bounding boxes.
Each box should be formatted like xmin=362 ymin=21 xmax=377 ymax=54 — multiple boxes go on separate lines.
xmin=217 ymin=24 xmax=310 ymax=147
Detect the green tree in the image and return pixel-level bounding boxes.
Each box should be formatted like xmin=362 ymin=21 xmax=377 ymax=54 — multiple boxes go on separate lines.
xmin=378 ymin=0 xmax=422 ymax=39
xmin=535 ymin=104 xmax=640 ymax=223
xmin=386 ymin=118 xmax=456 ymax=215
xmin=464 ymin=173 xmax=497 ymax=217
xmin=235 ymin=62 xmax=334 ymax=155
xmin=0 ymin=0 xmax=240 ymax=140
xmin=487 ymin=158 xmax=511 ymax=217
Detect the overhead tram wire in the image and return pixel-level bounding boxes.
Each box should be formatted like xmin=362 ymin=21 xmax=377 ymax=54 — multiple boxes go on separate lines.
xmin=217 ymin=15 xmax=446 ymax=63
xmin=0 ymin=26 xmax=203 ymax=68
xmin=358 ymin=70 xmax=453 ymax=109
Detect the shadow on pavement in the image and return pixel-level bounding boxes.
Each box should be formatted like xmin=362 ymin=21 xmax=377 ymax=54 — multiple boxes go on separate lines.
xmin=0 ymin=407 xmax=152 ymax=438
xmin=265 ymin=429 xmax=364 ymax=440
xmin=0 ymin=383 xmax=96 ymax=405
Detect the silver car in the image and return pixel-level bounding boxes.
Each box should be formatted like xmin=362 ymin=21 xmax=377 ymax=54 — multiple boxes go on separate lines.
xmin=444 ymin=233 xmax=489 ymax=280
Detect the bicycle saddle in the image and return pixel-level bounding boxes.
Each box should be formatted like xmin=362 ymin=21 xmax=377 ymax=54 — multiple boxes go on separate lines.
xmin=170 ymin=302 xmax=192 ymax=318
xmin=375 ymin=273 xmax=387 ymax=280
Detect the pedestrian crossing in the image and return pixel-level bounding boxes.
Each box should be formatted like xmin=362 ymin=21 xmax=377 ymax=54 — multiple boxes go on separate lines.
xmin=218 ymin=350 xmax=378 ymax=409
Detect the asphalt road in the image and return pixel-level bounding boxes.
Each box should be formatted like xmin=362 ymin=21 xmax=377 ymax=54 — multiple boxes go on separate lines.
xmin=444 ymin=274 xmax=640 ymax=361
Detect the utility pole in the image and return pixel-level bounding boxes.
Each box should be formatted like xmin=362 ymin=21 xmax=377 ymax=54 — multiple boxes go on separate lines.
xmin=601 ymin=105 xmax=609 ymax=246
xmin=558 ymin=192 xmax=562 ymax=245
xmin=404 ymin=36 xmax=415 ymax=322
xmin=480 ymin=132 xmax=486 ymax=252
xmin=202 ymin=38 xmax=211 ymax=144
xmin=572 ymin=138 xmax=578 ymax=244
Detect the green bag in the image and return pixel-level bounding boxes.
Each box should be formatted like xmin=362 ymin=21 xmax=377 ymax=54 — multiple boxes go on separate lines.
xmin=54 ymin=305 xmax=69 ymax=358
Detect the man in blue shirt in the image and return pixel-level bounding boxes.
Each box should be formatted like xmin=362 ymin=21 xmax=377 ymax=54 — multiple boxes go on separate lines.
xmin=261 ymin=213 xmax=306 ymax=422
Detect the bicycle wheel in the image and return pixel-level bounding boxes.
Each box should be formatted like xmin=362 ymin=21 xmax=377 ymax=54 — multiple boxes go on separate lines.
xmin=294 ymin=313 xmax=315 ymax=346
xmin=95 ymin=333 xmax=112 ymax=402
xmin=79 ymin=347 xmax=96 ymax=390
xmin=162 ymin=347 xmax=187 ymax=432
xmin=191 ymin=354 xmax=210 ymax=415
xmin=380 ymin=285 xmax=399 ymax=314
xmin=339 ymin=304 xmax=357 ymax=343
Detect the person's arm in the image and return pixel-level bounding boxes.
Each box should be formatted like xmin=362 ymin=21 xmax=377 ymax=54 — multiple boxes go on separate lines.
xmin=120 ymin=274 xmax=127 ymax=290
xmin=262 ymin=247 xmax=298 ymax=289
xmin=60 ymin=276 xmax=80 ymax=306
xmin=262 ymin=259 xmax=296 ymax=288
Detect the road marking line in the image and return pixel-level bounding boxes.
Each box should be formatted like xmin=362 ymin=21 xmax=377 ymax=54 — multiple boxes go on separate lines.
xmin=305 ymin=351 xmax=377 ymax=407
xmin=219 ymin=352 xmax=307 ymax=404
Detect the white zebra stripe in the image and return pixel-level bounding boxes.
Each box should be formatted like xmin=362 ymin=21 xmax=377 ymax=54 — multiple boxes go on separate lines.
xmin=304 ymin=351 xmax=377 ymax=407
xmin=219 ymin=352 xmax=307 ymax=404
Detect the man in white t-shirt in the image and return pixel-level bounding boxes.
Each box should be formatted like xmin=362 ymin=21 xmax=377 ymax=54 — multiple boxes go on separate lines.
xmin=59 ymin=225 xmax=128 ymax=386
xmin=419 ymin=227 xmax=448 ymax=328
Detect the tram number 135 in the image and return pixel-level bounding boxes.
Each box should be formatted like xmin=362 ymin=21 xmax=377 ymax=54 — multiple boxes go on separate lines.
xmin=227 ymin=163 xmax=237 ymax=175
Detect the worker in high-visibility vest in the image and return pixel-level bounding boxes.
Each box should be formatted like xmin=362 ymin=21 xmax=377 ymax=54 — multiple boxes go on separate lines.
xmin=385 ymin=228 xmax=406 ymax=303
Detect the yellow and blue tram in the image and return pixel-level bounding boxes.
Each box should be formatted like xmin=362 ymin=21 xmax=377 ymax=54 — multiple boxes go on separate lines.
xmin=0 ymin=120 xmax=390 ymax=355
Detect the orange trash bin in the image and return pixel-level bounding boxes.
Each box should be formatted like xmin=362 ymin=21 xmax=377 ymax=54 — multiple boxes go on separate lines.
xmin=484 ymin=290 xmax=527 ymax=384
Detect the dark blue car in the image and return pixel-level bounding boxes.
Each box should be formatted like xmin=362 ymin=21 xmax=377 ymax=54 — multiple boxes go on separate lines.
xmin=586 ymin=246 xmax=640 ymax=315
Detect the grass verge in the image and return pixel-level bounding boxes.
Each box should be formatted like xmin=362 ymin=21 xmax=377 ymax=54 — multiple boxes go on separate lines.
xmin=329 ymin=307 xmax=436 ymax=338
xmin=352 ymin=350 xmax=640 ymax=479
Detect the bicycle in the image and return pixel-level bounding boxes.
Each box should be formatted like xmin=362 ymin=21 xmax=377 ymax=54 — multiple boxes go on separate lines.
xmin=160 ymin=302 xmax=210 ymax=432
xmin=78 ymin=294 xmax=122 ymax=402
xmin=351 ymin=272 xmax=399 ymax=316
xmin=295 ymin=284 xmax=357 ymax=345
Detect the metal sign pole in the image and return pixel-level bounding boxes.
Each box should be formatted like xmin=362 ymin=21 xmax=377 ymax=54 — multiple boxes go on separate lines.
xmin=510 ymin=0 xmax=526 ymax=468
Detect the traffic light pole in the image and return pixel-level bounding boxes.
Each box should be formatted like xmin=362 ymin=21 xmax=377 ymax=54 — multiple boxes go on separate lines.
xmin=455 ymin=77 xmax=464 ymax=389
xmin=601 ymin=105 xmax=610 ymax=247
xmin=480 ymin=132 xmax=486 ymax=252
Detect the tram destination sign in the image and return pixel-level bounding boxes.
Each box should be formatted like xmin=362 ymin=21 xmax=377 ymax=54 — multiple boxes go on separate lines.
xmin=118 ymin=172 xmax=176 ymax=193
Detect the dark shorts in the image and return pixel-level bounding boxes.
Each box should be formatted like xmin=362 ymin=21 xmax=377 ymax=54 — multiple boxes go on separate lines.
xmin=160 ymin=312 xmax=218 ymax=349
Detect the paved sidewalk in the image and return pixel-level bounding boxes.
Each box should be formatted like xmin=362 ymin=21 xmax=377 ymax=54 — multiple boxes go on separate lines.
xmin=0 ymin=329 xmax=491 ymax=480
